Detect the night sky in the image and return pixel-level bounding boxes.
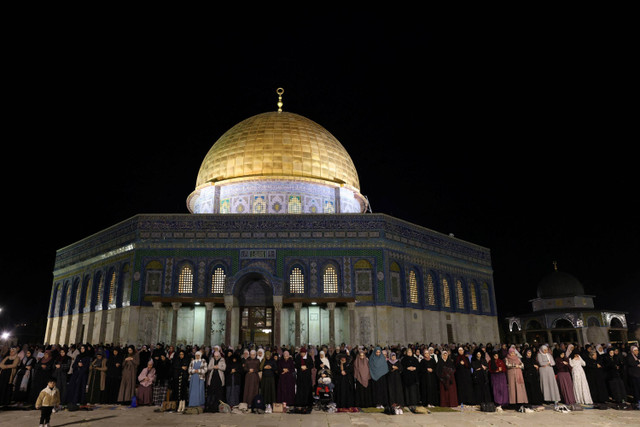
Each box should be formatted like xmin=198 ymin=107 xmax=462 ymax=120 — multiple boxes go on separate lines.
xmin=3 ymin=12 xmax=638 ymax=341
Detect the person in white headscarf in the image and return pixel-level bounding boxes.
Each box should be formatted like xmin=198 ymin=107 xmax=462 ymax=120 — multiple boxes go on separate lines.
xmin=205 ymin=350 xmax=226 ymax=412
xmin=188 ymin=351 xmax=207 ymax=408
xmin=243 ymin=350 xmax=261 ymax=406
xmin=317 ymin=350 xmax=331 ymax=371
xmin=569 ymin=350 xmax=592 ymax=404
xmin=537 ymin=345 xmax=561 ymax=403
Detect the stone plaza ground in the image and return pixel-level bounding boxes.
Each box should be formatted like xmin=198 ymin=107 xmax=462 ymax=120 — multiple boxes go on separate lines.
xmin=2 ymin=404 xmax=639 ymax=427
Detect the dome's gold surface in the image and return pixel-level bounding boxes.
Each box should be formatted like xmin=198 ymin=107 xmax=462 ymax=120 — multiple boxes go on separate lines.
xmin=195 ymin=111 xmax=360 ymax=190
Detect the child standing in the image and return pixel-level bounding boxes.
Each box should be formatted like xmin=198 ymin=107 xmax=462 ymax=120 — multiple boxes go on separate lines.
xmin=35 ymin=379 xmax=60 ymax=427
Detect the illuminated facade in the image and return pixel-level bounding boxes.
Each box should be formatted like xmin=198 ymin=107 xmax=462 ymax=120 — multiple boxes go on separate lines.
xmin=45 ymin=91 xmax=500 ymax=348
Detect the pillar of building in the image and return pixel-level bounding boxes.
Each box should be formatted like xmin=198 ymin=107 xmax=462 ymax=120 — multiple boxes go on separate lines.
xmin=546 ymin=329 xmax=553 ymax=345
xmin=347 ymin=302 xmax=356 ymax=346
xmin=327 ymin=302 xmax=336 ymax=347
xmin=204 ymin=302 xmax=214 ymax=347
xmin=112 ymin=309 xmax=122 ymax=345
xmin=273 ymin=301 xmax=282 ymax=347
xmin=54 ymin=315 xmax=63 ymax=345
xmin=64 ymin=314 xmax=73 ymax=345
xmin=294 ymin=302 xmax=302 ymax=347
xmin=152 ymin=302 xmax=163 ymax=345
xmin=224 ymin=301 xmax=234 ymax=346
xmin=86 ymin=311 xmax=96 ymax=343
xmin=170 ymin=302 xmax=182 ymax=345
xmin=98 ymin=310 xmax=108 ymax=344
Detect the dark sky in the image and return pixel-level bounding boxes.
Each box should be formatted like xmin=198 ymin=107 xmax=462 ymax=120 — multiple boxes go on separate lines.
xmin=3 ymin=12 xmax=638 ymax=338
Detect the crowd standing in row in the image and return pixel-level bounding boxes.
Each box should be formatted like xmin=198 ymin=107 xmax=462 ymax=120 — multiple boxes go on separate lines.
xmin=1 ymin=340 xmax=639 ymax=417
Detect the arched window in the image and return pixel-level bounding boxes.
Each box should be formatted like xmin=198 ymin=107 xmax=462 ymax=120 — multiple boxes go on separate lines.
xmin=121 ymin=264 xmax=132 ymax=307
xmin=95 ymin=274 xmax=104 ymax=310
xmin=290 ymin=267 xmax=305 ymax=293
xmin=288 ymin=195 xmax=302 ymax=213
xmin=74 ymin=280 xmax=82 ymax=313
xmin=481 ymin=283 xmax=491 ymax=313
xmin=456 ymin=280 xmax=465 ymax=310
xmin=469 ymin=281 xmax=478 ymax=311
xmin=108 ymin=271 xmax=117 ymax=308
xmin=425 ymin=273 xmax=436 ymax=306
xmin=610 ymin=317 xmax=624 ymax=328
xmin=408 ymin=270 xmax=418 ymax=304
xmin=63 ymin=283 xmax=71 ymax=315
xmin=211 ymin=266 xmax=226 ymax=294
xmin=442 ymin=278 xmax=451 ymax=308
xmin=178 ymin=265 xmax=194 ymax=294
xmin=323 ymin=265 xmax=338 ymax=294
xmin=84 ymin=278 xmax=93 ymax=312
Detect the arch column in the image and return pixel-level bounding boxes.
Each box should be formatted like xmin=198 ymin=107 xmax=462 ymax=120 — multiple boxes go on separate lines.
xmin=327 ymin=302 xmax=336 ymax=347
xmin=224 ymin=300 xmax=234 ymax=347
xmin=170 ymin=302 xmax=182 ymax=345
xmin=152 ymin=302 xmax=163 ymax=346
xmin=273 ymin=296 xmax=283 ymax=347
xmin=347 ymin=302 xmax=356 ymax=346
xmin=204 ymin=302 xmax=214 ymax=347
xmin=294 ymin=302 xmax=302 ymax=347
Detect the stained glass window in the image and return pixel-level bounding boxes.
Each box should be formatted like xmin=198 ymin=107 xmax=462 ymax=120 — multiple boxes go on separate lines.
xmin=323 ymin=266 xmax=338 ymax=293
xmin=95 ymin=275 xmax=104 ymax=309
xmin=426 ymin=274 xmax=436 ymax=306
xmin=108 ymin=271 xmax=117 ymax=306
xmin=179 ymin=265 xmax=193 ymax=293
xmin=442 ymin=278 xmax=451 ymax=308
xmin=212 ymin=267 xmax=225 ymax=294
xmin=469 ymin=282 xmax=478 ymax=311
xmin=290 ymin=267 xmax=304 ymax=293
xmin=408 ymin=270 xmax=418 ymax=304
xmin=288 ymin=195 xmax=302 ymax=213
xmin=456 ymin=280 xmax=465 ymax=309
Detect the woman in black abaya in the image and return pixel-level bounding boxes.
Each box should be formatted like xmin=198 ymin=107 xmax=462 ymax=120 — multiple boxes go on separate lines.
xmin=419 ymin=349 xmax=439 ymax=407
xmin=387 ymin=352 xmax=404 ymax=407
xmin=105 ymin=347 xmax=123 ymax=404
xmin=584 ymin=350 xmax=608 ymax=404
xmin=454 ymin=346 xmax=474 ymax=405
xmin=400 ymin=347 xmax=420 ymax=407
xmin=294 ymin=347 xmax=314 ymax=407
xmin=471 ymin=349 xmax=492 ymax=405
xmin=333 ymin=353 xmax=354 ymax=409
xmin=522 ymin=348 xmax=544 ymax=405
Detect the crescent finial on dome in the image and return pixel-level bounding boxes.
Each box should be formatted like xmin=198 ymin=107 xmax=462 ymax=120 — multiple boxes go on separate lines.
xmin=277 ymin=88 xmax=284 ymax=112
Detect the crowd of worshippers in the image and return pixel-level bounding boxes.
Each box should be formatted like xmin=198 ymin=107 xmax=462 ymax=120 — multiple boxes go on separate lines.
xmin=0 ymin=340 xmax=639 ymax=413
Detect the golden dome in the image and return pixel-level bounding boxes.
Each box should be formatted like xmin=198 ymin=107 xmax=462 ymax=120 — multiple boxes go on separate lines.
xmin=194 ymin=111 xmax=361 ymax=191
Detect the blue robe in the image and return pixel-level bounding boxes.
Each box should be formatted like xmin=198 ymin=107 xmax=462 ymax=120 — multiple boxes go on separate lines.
xmin=188 ymin=360 xmax=205 ymax=406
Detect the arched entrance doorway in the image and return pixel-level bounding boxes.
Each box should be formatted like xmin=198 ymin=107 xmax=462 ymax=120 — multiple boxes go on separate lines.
xmin=235 ymin=273 xmax=274 ymax=347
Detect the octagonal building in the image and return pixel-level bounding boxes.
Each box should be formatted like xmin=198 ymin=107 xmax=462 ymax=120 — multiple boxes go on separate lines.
xmin=45 ymin=92 xmax=500 ymax=348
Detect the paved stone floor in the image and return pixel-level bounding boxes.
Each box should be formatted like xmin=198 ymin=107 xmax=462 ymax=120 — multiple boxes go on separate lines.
xmin=2 ymin=404 xmax=640 ymax=427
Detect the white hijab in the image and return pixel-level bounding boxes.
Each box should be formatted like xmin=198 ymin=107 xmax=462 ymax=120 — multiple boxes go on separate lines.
xmin=319 ymin=351 xmax=330 ymax=369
